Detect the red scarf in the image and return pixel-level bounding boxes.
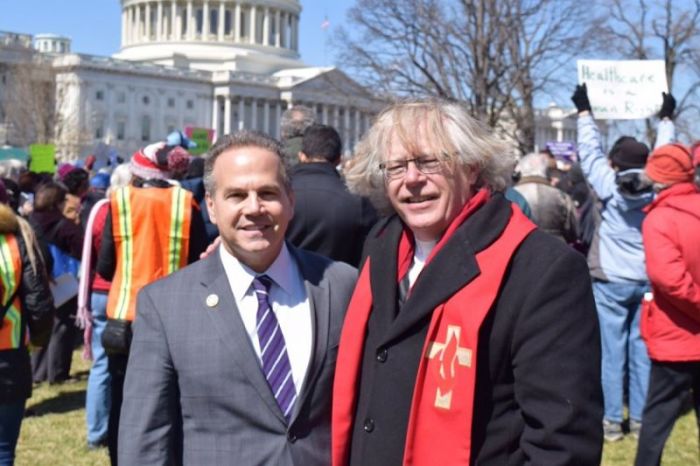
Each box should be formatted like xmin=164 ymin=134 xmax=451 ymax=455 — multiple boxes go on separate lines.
xmin=332 ymin=190 xmax=535 ymax=466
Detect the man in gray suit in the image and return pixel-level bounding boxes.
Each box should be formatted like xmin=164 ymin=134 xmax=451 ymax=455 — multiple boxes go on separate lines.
xmin=118 ymin=131 xmax=357 ymax=465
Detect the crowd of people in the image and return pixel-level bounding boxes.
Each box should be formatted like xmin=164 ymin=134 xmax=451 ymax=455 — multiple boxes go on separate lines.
xmin=0 ymin=84 xmax=698 ymax=466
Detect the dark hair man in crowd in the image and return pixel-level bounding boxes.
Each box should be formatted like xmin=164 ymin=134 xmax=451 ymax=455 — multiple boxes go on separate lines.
xmin=572 ymin=85 xmax=675 ymax=441
xmin=118 ymin=131 xmax=356 ymax=465
xmin=332 ymin=99 xmax=603 ymax=466
xmin=285 ymin=124 xmax=377 ymax=267
xmin=635 ymin=143 xmax=700 ymax=465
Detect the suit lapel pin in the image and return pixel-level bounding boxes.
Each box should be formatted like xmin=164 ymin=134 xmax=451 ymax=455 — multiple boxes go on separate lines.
xmin=206 ymin=293 xmax=219 ymax=308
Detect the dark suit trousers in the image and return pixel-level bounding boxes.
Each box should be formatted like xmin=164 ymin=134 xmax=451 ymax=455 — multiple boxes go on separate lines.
xmin=635 ymin=361 xmax=700 ymax=466
xmin=31 ymin=298 xmax=78 ymax=383
xmin=107 ymin=353 xmax=128 ymax=466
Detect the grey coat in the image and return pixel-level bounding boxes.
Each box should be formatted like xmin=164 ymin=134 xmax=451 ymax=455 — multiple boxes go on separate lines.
xmin=118 ymin=246 xmax=357 ymax=466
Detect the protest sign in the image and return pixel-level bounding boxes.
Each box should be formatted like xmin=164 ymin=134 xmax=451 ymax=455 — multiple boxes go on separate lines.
xmin=545 ymin=141 xmax=577 ymax=162
xmin=577 ymin=60 xmax=668 ymax=119
xmin=28 ymin=144 xmax=56 ymax=173
xmin=184 ymin=127 xmax=215 ymax=156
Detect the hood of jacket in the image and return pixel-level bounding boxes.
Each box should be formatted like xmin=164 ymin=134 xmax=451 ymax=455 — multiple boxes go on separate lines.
xmin=645 ymin=182 xmax=700 ymax=220
xmin=0 ymin=203 xmax=19 ymax=235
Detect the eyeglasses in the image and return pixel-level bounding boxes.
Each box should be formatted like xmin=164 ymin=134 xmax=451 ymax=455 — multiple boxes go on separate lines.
xmin=379 ymin=157 xmax=443 ymax=180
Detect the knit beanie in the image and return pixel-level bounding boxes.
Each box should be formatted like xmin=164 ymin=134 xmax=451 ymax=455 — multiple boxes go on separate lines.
xmin=129 ymin=142 xmax=171 ymax=180
xmin=608 ymin=137 xmax=650 ymax=171
xmin=645 ymin=143 xmax=693 ymax=185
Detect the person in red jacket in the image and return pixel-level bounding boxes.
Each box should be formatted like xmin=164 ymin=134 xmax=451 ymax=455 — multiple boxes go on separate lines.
xmin=635 ymin=143 xmax=700 ymax=466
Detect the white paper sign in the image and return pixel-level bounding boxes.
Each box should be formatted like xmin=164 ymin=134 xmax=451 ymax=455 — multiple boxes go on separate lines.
xmin=577 ymin=60 xmax=668 ymax=120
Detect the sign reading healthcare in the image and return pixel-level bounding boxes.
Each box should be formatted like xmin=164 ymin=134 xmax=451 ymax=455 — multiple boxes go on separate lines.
xmin=577 ymin=60 xmax=668 ymax=120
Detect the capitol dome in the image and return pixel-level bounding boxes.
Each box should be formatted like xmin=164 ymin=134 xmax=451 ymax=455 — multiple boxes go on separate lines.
xmin=114 ymin=0 xmax=304 ymax=73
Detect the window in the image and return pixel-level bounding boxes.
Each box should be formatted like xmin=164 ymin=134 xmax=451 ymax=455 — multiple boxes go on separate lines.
xmin=196 ymin=9 xmax=203 ymax=34
xmin=142 ymin=96 xmax=150 ymax=105
xmin=96 ymin=90 xmax=104 ymax=101
xmin=168 ymin=97 xmax=175 ymax=108
xmin=186 ymin=99 xmax=194 ymax=110
xmin=95 ymin=123 xmax=103 ymax=139
xmin=141 ymin=116 xmax=151 ymax=142
xmin=224 ymin=11 xmax=232 ymax=35
xmin=117 ymin=121 xmax=126 ymax=140
xmin=210 ymin=10 xmax=218 ymax=34
xmin=117 ymin=92 xmax=126 ymax=104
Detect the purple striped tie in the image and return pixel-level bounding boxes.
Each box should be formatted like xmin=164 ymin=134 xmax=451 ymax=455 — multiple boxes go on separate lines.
xmin=252 ymin=275 xmax=297 ymax=423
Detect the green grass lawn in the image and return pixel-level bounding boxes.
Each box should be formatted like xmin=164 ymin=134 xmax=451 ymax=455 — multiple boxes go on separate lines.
xmin=14 ymin=350 xmax=700 ymax=465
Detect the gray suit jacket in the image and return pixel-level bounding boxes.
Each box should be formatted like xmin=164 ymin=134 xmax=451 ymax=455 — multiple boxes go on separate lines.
xmin=118 ymin=246 xmax=357 ymax=466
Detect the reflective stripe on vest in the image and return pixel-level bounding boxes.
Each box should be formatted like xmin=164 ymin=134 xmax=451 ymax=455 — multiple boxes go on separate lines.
xmin=0 ymin=235 xmax=23 ymax=350
xmin=107 ymin=186 xmax=193 ymax=321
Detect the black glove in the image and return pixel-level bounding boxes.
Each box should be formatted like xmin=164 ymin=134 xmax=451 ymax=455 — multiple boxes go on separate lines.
xmin=572 ymin=83 xmax=592 ymax=113
xmin=658 ymin=92 xmax=676 ymax=120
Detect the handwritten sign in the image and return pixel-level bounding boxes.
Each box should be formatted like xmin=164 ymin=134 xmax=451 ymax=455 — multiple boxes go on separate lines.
xmin=28 ymin=144 xmax=56 ymax=174
xmin=184 ymin=127 xmax=215 ymax=156
xmin=577 ymin=60 xmax=668 ymax=120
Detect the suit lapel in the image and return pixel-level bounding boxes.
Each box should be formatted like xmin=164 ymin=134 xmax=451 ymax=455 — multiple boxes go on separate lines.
xmin=289 ymin=247 xmax=330 ymax=424
xmin=199 ymin=251 xmax=288 ymax=424
xmin=378 ymin=195 xmax=512 ymax=346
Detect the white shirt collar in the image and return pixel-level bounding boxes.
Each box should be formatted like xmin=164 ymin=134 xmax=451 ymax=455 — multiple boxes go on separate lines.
xmin=218 ymin=242 xmax=296 ymax=301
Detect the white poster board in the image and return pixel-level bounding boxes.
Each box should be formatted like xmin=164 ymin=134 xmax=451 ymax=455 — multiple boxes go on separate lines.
xmin=577 ymin=60 xmax=668 ymax=120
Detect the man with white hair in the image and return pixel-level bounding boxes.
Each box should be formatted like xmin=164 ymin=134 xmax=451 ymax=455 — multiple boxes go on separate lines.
xmin=514 ymin=152 xmax=578 ymax=243
xmin=332 ymin=99 xmax=603 ymax=466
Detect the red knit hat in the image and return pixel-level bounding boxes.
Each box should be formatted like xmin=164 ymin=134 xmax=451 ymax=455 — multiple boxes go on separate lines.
xmin=129 ymin=142 xmax=170 ymax=180
xmin=645 ymin=143 xmax=693 ymax=185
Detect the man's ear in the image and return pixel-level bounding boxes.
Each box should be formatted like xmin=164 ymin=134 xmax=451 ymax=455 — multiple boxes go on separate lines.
xmin=205 ymin=191 xmax=217 ymax=226
xmin=298 ymin=151 xmax=309 ymax=163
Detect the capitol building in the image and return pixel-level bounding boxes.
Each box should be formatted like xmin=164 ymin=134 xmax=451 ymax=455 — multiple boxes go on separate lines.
xmin=0 ymin=0 xmax=381 ymax=159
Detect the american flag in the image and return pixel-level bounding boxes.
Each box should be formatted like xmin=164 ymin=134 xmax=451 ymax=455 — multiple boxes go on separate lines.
xmin=321 ymin=17 xmax=330 ymax=30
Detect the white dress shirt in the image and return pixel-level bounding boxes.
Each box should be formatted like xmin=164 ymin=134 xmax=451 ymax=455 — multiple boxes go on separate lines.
xmin=408 ymin=238 xmax=437 ymax=287
xmin=219 ymin=243 xmax=313 ymax=395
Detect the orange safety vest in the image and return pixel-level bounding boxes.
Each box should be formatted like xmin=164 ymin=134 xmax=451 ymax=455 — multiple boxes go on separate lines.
xmin=0 ymin=234 xmax=25 ymax=350
xmin=107 ymin=186 xmax=194 ymax=321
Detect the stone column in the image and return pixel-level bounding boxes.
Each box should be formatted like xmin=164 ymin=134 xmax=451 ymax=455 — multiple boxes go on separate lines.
xmin=157 ymin=2 xmax=163 ymax=40
xmin=275 ymin=9 xmax=281 ymax=47
xmin=322 ymin=104 xmax=329 ymax=125
xmin=275 ymin=101 xmax=282 ymax=138
xmin=134 ymin=5 xmax=142 ymax=42
xmin=250 ymin=5 xmax=257 ymax=44
xmin=250 ymin=98 xmax=258 ymax=130
xmin=238 ymin=98 xmax=245 ymax=130
xmin=203 ymin=0 xmax=210 ymax=38
xmin=263 ymin=7 xmax=270 ymax=46
xmin=218 ymin=2 xmax=225 ymax=41
xmin=291 ymin=15 xmax=298 ymax=51
xmin=234 ymin=3 xmax=241 ymax=41
xmin=186 ymin=0 xmax=194 ymax=40
xmin=263 ymin=100 xmax=270 ymax=134
xmin=171 ymin=1 xmax=178 ymax=39
xmin=121 ymin=9 xmax=127 ymax=46
xmin=224 ymin=96 xmax=232 ymax=135
xmin=281 ymin=12 xmax=288 ymax=48
xmin=212 ymin=96 xmax=220 ymax=136
xmin=145 ymin=3 xmax=151 ymax=40
xmin=354 ymin=108 xmax=362 ymax=148
xmin=344 ymin=107 xmax=351 ymax=146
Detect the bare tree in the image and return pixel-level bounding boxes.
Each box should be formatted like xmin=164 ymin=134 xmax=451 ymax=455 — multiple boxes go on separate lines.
xmin=0 ymin=58 xmax=60 ymax=146
xmin=597 ymin=0 xmax=700 ymax=144
xmin=334 ymin=0 xmax=597 ymax=153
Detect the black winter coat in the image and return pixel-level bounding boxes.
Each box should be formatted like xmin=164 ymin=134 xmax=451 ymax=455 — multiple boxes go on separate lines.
xmin=0 ymin=206 xmax=54 ymax=403
xmin=348 ymin=194 xmax=603 ymax=466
